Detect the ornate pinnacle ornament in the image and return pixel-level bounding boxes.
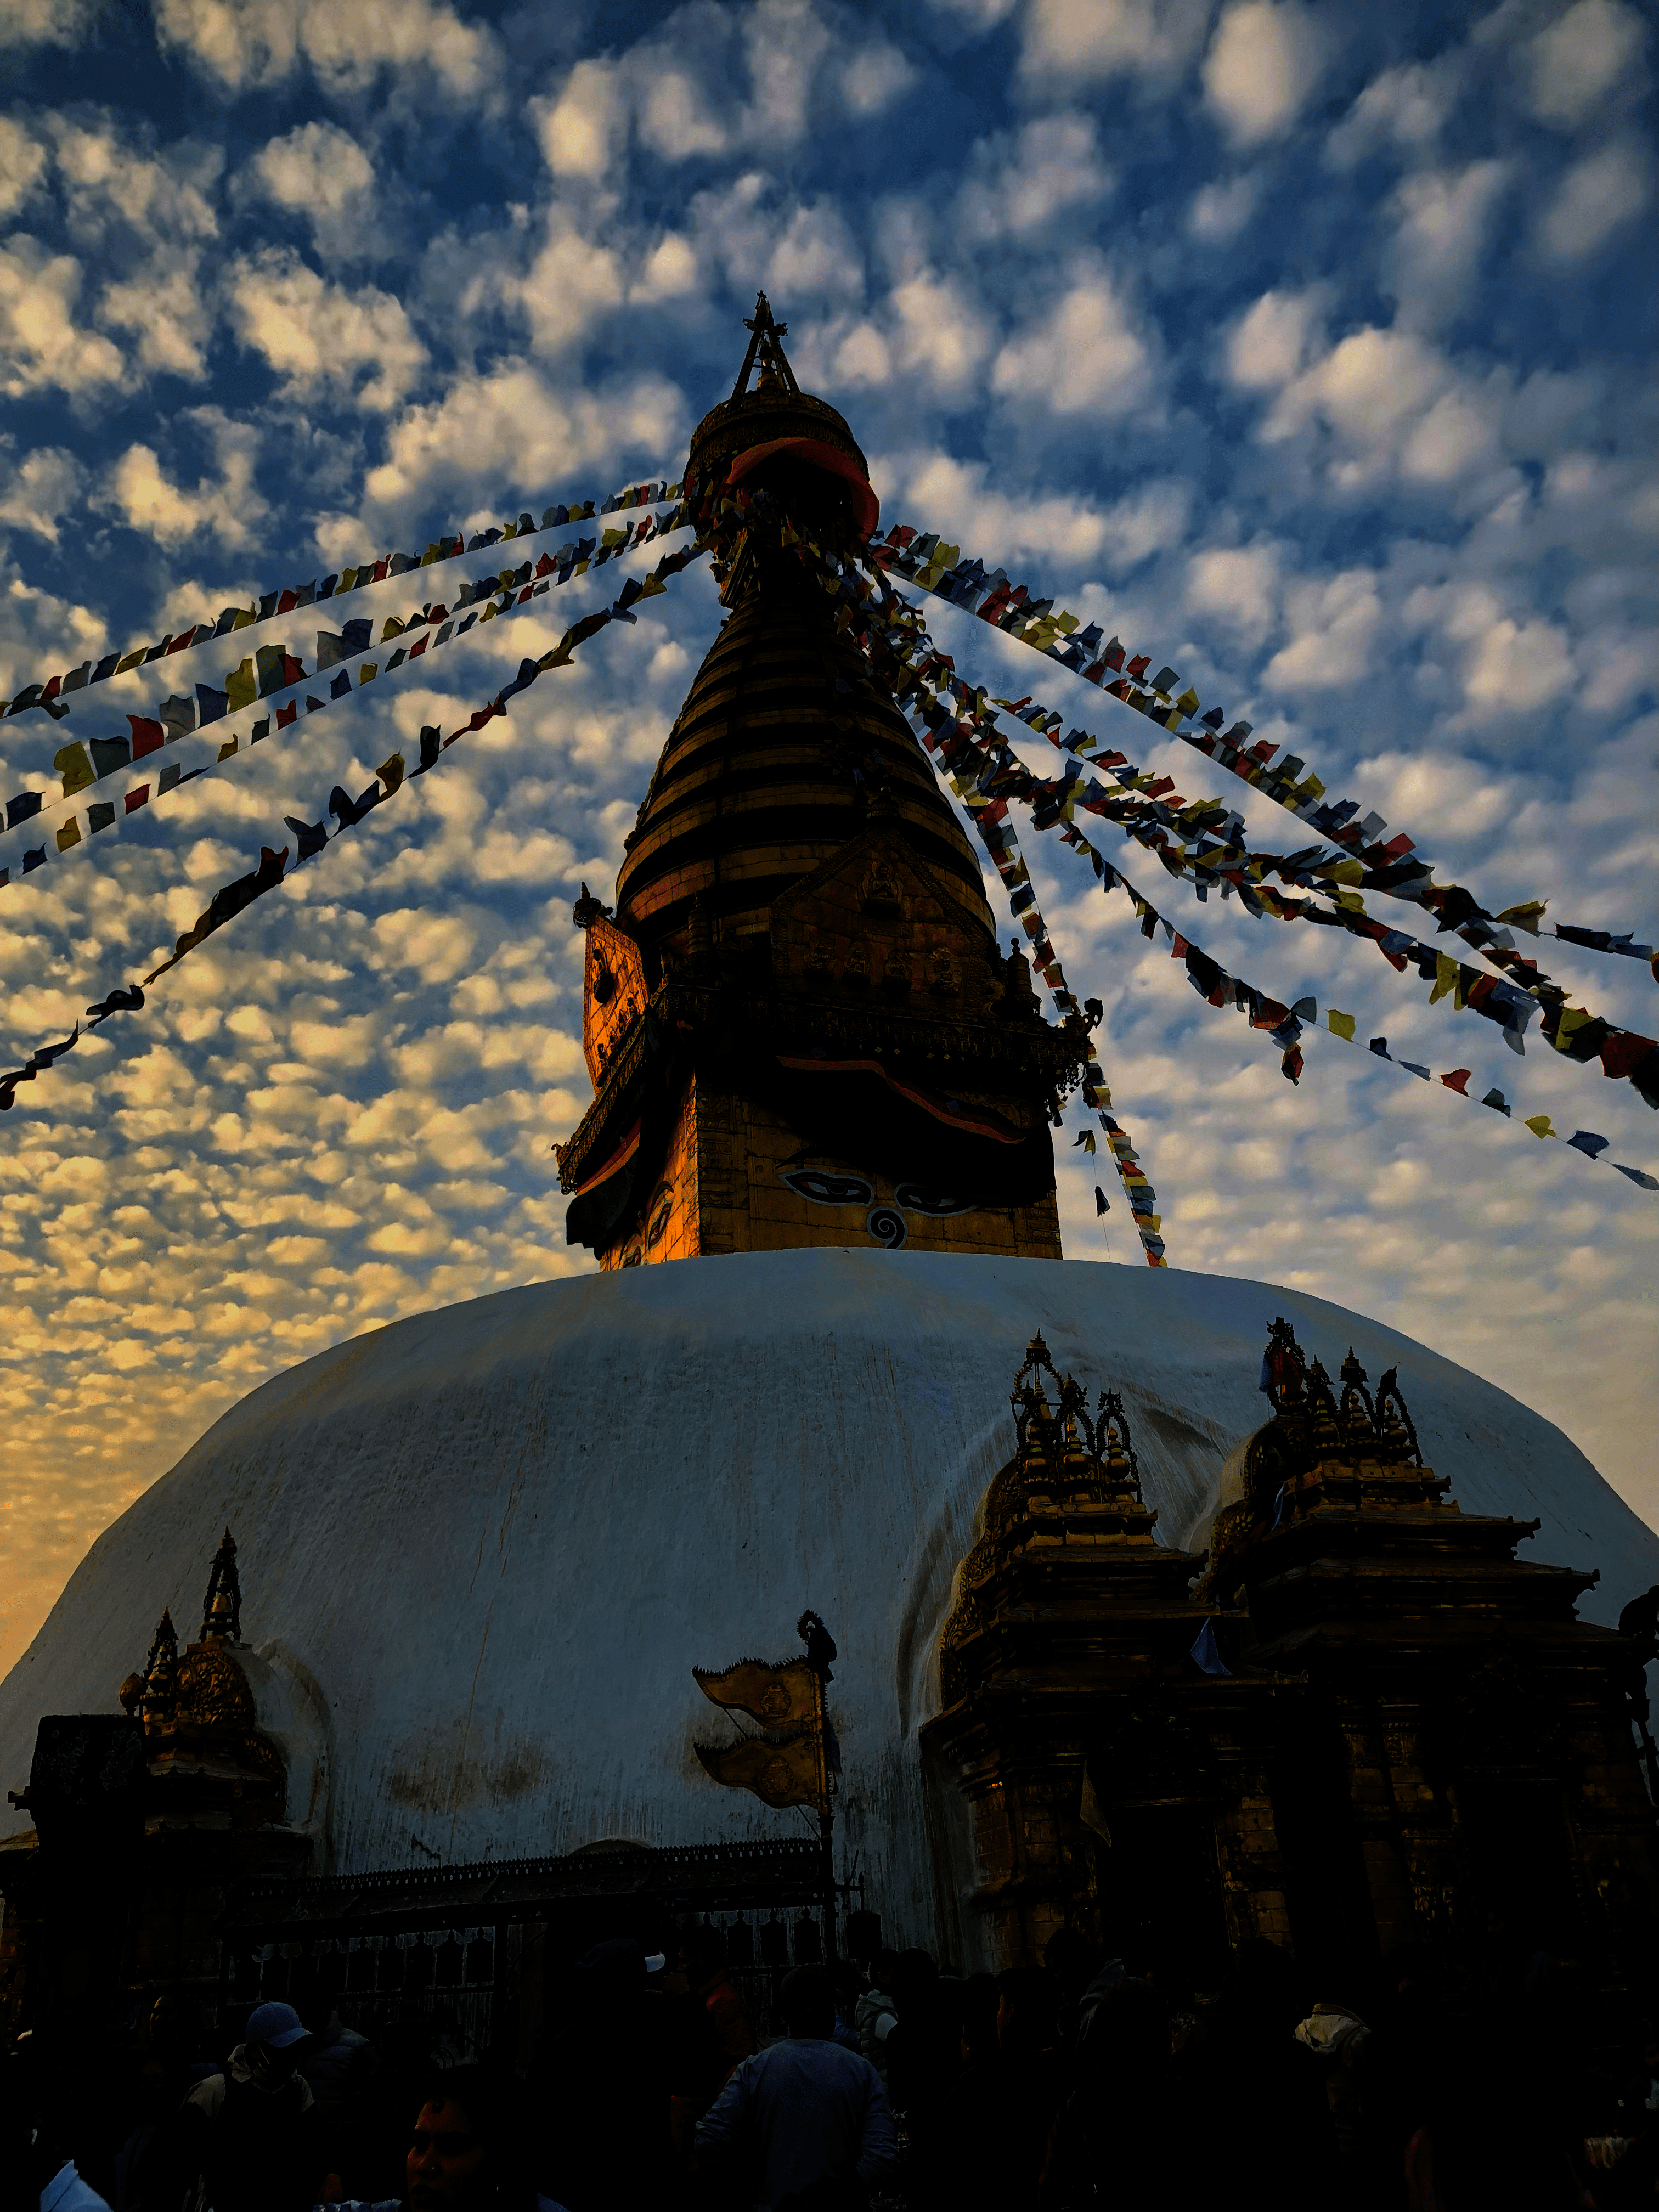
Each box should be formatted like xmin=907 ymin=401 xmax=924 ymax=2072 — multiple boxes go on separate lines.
xmin=142 ymin=1606 xmax=179 ymax=1724
xmin=732 ymin=291 xmax=799 ymax=398
xmin=200 ymin=1527 xmax=242 ymax=1643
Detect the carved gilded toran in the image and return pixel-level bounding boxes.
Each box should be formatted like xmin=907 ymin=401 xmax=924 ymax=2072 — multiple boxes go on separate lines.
xmin=555 ymin=299 xmax=1091 ymax=1267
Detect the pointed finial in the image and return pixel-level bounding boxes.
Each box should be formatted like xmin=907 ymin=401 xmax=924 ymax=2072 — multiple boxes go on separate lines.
xmin=200 ymin=1528 xmax=242 ymax=1643
xmin=732 ymin=291 xmax=800 ymax=399
xmin=142 ymin=1606 xmax=179 ymax=1723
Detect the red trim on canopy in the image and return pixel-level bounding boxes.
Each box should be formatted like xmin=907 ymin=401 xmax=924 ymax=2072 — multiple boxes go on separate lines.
xmin=572 ymin=1118 xmax=641 ymax=1198
xmin=726 ymin=438 xmax=880 ymax=537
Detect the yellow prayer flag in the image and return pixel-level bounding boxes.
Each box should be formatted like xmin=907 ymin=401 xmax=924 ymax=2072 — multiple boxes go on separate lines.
xmin=1328 ymin=1009 xmax=1356 ymax=1040
xmin=377 ymin=752 xmax=406 ymax=794
xmin=1496 ymin=900 xmax=1547 ymax=933
xmin=1430 ymin=952 xmax=1459 ymax=1003
xmin=53 ymin=742 xmax=94 ymax=797
xmin=231 ymin=606 xmax=255 ymax=629
xmin=116 ymin=648 xmax=146 ymax=673
xmin=1324 ymin=859 xmax=1363 ymax=884
xmin=217 ymin=738 xmax=237 ymax=761
xmin=1552 ymin=1006 xmax=1592 ymax=1053
xmin=359 ymin=662 xmax=378 ymax=683
xmin=381 ymin=617 xmax=405 ymax=642
xmin=1175 ymin=687 xmax=1200 ymax=714
xmin=1524 ymin=1114 xmax=1554 ymax=1139
xmin=56 ymin=817 xmax=81 ymax=851
xmin=225 ymin=657 xmax=257 ymax=711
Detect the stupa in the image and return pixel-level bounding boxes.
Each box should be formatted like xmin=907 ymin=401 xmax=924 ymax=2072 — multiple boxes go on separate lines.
xmin=2 ymin=303 xmax=1655 ymax=2056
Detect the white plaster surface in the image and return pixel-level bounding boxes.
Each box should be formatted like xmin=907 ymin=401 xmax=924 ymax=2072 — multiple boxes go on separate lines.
xmin=3 ymin=1249 xmax=1655 ymax=1947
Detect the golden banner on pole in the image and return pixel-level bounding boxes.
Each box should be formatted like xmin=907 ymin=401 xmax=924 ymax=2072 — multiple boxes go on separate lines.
xmin=694 ymin=1731 xmax=822 ymax=1811
xmin=692 ymin=1656 xmax=820 ymax=1731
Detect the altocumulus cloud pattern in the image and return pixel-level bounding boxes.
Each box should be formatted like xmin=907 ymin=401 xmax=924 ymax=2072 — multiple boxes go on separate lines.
xmin=0 ymin=0 xmax=1654 ymax=1673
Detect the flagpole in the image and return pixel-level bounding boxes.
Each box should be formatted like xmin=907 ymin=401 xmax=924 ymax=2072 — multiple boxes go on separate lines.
xmin=814 ymin=1665 xmax=836 ymax=1961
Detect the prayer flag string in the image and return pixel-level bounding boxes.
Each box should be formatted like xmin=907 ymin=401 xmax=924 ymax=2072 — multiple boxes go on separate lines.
xmin=0 ymin=477 xmax=682 ymax=726
xmin=0 ymin=538 xmax=710 ymax=1116
xmin=865 ymin=530 xmax=1659 ymax=1117
xmin=915 ymin=680 xmax=1657 ymax=1197
xmin=759 ymin=509 xmax=1657 ymax=1216
xmin=0 ymin=504 xmax=693 ymax=893
xmin=870 ymin=526 xmax=1658 ymax=992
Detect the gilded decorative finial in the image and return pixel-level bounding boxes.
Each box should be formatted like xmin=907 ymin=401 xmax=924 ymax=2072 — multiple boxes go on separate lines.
xmin=1305 ymin=1358 xmax=1342 ymax=1448
xmin=1096 ymin=1387 xmax=1145 ymax=1503
xmin=142 ymin=1606 xmax=179 ymax=1724
xmin=1373 ymin=1365 xmax=1423 ymax=1465
xmin=200 ymin=1528 xmax=242 ymax=1643
xmin=732 ymin=291 xmax=800 ymax=400
xmin=1338 ymin=1347 xmax=1376 ymax=1437
xmin=1262 ymin=1316 xmax=1306 ymax=1412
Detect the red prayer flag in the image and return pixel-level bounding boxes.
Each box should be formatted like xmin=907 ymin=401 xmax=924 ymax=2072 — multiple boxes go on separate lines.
xmin=123 ymin=785 xmax=150 ymax=813
xmin=128 ymin=715 xmax=165 ymax=757
xmin=1599 ymin=1031 xmax=1658 ymax=1079
xmin=1440 ymin=1069 xmax=1472 ymax=1094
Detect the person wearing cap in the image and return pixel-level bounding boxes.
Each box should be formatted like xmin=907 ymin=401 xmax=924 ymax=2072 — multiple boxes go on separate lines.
xmin=180 ymin=2000 xmax=324 ymax=2212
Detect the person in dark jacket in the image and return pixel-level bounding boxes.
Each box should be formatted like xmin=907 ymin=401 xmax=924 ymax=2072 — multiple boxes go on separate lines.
xmin=696 ymin=1965 xmax=899 ymax=2211
xmin=1167 ymin=1940 xmax=1340 ymax=2208
xmin=540 ymin=1938 xmax=677 ymax=2211
xmin=179 ymin=2001 xmax=325 ymax=2212
xmin=881 ymin=1952 xmax=958 ymax=2210
xmin=1040 ymin=1976 xmax=1171 ymax=2210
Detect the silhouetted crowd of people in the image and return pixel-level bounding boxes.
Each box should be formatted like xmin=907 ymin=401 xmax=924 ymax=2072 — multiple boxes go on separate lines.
xmin=8 ymin=1911 xmax=1659 ymax=2211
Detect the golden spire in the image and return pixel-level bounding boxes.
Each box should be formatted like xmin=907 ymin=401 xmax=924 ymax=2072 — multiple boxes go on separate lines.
xmin=200 ymin=1527 xmax=242 ymax=1643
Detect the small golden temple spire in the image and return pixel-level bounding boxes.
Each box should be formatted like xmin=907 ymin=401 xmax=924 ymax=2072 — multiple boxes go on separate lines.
xmin=142 ymin=1606 xmax=179 ymax=1724
xmin=200 ymin=1528 xmax=242 ymax=1643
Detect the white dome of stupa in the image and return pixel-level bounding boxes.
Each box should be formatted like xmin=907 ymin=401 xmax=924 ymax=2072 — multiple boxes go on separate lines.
xmin=3 ymin=1248 xmax=1653 ymax=1945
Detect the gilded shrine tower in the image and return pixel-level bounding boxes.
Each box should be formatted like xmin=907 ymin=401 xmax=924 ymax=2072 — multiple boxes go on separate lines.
xmin=556 ymin=300 xmax=1089 ymax=1267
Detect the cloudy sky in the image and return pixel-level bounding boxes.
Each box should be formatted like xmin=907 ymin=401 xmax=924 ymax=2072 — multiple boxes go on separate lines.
xmin=1 ymin=0 xmax=1655 ymax=1679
